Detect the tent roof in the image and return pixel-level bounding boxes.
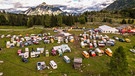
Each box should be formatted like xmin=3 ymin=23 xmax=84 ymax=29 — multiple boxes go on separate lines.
xmin=98 ymin=25 xmax=118 ymax=31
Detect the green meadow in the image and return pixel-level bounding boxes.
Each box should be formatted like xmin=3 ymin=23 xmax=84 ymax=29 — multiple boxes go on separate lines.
xmin=0 ymin=26 xmax=135 ymax=76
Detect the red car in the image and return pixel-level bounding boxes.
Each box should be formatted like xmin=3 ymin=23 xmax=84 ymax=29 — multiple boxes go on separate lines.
xmin=51 ymin=49 xmax=57 ymax=56
xmin=89 ymin=50 xmax=96 ymax=57
xmin=90 ymin=51 xmax=96 ymax=57
xmin=17 ymin=49 xmax=22 ymax=55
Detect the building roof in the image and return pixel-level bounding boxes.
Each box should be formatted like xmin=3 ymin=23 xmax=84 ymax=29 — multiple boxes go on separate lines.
xmin=74 ymin=57 xmax=82 ymax=63
xmin=98 ymin=25 xmax=118 ymax=31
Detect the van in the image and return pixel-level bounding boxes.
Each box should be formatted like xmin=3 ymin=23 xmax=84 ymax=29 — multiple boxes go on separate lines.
xmin=63 ymin=55 xmax=70 ymax=63
xmin=105 ymin=48 xmax=112 ymax=57
xmin=82 ymin=51 xmax=90 ymax=58
xmin=95 ymin=48 xmax=104 ymax=56
xmin=50 ymin=60 xmax=57 ymax=69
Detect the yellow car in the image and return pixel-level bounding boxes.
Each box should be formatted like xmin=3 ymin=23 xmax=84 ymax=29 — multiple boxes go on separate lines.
xmin=125 ymin=38 xmax=131 ymax=43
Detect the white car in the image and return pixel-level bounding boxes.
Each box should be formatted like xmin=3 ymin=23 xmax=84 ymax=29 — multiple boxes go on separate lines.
xmin=50 ymin=60 xmax=57 ymax=69
xmin=129 ymin=49 xmax=135 ymax=53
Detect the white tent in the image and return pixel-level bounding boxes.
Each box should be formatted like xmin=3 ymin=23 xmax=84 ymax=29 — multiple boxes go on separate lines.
xmin=98 ymin=25 xmax=118 ymax=33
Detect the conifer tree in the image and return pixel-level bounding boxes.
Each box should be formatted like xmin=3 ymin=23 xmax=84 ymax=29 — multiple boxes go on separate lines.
xmin=109 ymin=46 xmax=129 ymax=76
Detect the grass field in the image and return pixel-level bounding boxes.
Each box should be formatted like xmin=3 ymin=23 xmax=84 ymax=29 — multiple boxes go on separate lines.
xmin=0 ymin=26 xmax=27 ymax=29
xmin=0 ymin=27 xmax=135 ymax=76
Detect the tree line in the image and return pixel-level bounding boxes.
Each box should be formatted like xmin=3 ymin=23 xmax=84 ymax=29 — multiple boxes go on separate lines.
xmin=120 ymin=9 xmax=135 ymax=19
xmin=0 ymin=13 xmax=87 ymax=27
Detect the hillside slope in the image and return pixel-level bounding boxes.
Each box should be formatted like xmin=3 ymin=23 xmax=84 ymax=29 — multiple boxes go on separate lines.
xmin=105 ymin=0 xmax=135 ymax=10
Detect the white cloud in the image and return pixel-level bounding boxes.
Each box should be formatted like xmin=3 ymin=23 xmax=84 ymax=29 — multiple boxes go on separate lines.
xmin=0 ymin=0 xmax=115 ymax=12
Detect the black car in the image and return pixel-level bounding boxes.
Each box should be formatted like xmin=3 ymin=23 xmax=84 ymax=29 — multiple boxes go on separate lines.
xmin=119 ymin=38 xmax=125 ymax=42
xmin=22 ymin=58 xmax=28 ymax=63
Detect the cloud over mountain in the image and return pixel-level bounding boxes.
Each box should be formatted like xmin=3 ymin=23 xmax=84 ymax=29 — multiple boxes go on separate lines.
xmin=0 ymin=0 xmax=116 ymax=13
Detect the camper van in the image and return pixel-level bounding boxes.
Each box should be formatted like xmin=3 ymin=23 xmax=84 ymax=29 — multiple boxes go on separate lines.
xmin=105 ymin=48 xmax=112 ymax=57
xmin=63 ymin=55 xmax=70 ymax=63
xmin=95 ymin=48 xmax=104 ymax=56
xmin=82 ymin=51 xmax=90 ymax=58
xmin=50 ymin=60 xmax=57 ymax=69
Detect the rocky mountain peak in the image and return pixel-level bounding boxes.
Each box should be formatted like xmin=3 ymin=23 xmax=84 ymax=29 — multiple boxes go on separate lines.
xmin=24 ymin=2 xmax=62 ymax=15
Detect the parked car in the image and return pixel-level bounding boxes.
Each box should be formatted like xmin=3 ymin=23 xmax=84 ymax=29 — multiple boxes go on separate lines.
xmin=129 ymin=49 xmax=135 ymax=53
xmin=33 ymin=40 xmax=39 ymax=44
xmin=51 ymin=49 xmax=57 ymax=56
xmin=17 ymin=49 xmax=22 ymax=55
xmin=125 ymin=38 xmax=131 ymax=43
xmin=113 ymin=36 xmax=119 ymax=40
xmin=27 ymin=40 xmax=33 ymax=45
xmin=22 ymin=57 xmax=28 ymax=63
xmin=24 ymin=42 xmax=29 ymax=46
xmin=37 ymin=62 xmax=46 ymax=70
xmin=119 ymin=38 xmax=125 ymax=42
xmin=88 ymin=50 xmax=96 ymax=57
xmin=50 ymin=60 xmax=57 ymax=69
xmin=63 ymin=55 xmax=70 ymax=63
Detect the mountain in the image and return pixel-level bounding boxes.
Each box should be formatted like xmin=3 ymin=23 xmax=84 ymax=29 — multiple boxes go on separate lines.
xmin=56 ymin=0 xmax=115 ymax=13
xmin=105 ymin=0 xmax=135 ymax=10
xmin=24 ymin=2 xmax=63 ymax=15
xmin=0 ymin=0 xmax=115 ymax=14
